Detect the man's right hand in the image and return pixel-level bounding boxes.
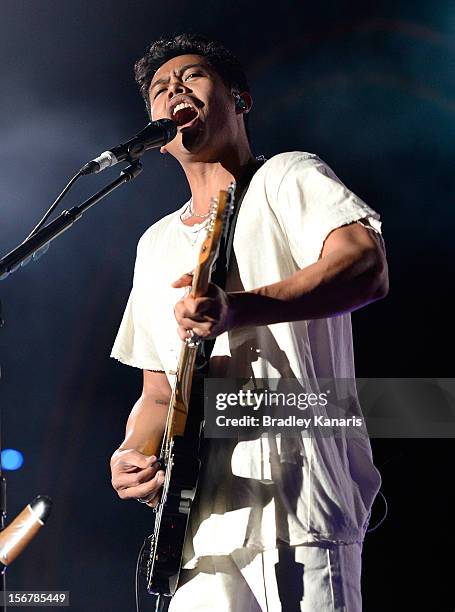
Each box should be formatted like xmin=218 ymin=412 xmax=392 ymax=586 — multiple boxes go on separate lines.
xmin=111 ymin=448 xmax=165 ymax=508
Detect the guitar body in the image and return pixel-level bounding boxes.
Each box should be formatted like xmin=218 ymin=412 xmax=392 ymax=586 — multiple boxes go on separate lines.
xmin=139 ymin=185 xmax=234 ymax=600
xmin=142 ymin=434 xmax=201 ymax=596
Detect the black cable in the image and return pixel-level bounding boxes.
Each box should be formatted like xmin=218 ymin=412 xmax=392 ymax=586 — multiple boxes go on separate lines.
xmin=366 ymin=489 xmax=389 ymax=533
xmin=135 ymin=539 xmax=147 ymax=612
xmin=24 ymin=170 xmax=83 ymax=241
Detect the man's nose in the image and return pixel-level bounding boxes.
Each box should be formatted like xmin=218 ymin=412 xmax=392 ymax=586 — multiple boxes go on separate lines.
xmin=167 ymin=77 xmax=189 ymax=97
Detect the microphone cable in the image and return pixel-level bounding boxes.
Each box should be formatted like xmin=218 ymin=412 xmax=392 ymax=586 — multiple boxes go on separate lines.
xmin=24 ymin=170 xmax=83 ymax=241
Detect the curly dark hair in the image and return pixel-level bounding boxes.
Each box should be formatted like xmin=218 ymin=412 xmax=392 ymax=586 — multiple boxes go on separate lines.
xmin=134 ymin=33 xmax=251 ymax=140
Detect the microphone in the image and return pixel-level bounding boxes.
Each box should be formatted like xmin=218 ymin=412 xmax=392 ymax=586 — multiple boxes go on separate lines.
xmin=80 ymin=118 xmax=177 ymax=175
xmin=0 ymin=495 xmax=52 ymax=567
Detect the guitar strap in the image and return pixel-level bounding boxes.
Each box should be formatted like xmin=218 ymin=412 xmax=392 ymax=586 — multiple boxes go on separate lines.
xmin=194 ymin=156 xmax=266 ymax=372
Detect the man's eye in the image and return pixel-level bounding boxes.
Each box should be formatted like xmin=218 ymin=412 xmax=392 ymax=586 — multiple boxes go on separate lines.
xmin=154 ymin=88 xmax=166 ymax=98
xmin=185 ymin=72 xmax=202 ymax=80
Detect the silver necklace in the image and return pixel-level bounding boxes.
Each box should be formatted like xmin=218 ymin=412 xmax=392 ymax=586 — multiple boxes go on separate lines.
xmin=187 ymin=199 xmax=210 ymax=219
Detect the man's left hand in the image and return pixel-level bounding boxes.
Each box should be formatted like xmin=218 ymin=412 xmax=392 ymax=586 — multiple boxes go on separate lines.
xmin=172 ymin=273 xmax=232 ymax=341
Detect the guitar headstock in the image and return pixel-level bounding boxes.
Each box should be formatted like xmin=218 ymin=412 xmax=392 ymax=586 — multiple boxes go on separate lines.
xmin=192 ymin=183 xmax=235 ymax=296
xmin=197 ymin=182 xmax=235 ymax=270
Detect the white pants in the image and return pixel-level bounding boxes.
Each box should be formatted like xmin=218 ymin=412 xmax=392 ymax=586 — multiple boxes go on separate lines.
xmin=168 ymin=543 xmax=362 ymax=612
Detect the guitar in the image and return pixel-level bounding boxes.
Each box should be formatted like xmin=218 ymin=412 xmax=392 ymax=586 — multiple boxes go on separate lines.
xmin=139 ymin=184 xmax=235 ymax=600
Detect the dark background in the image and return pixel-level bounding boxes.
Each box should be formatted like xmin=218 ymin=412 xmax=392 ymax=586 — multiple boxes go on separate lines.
xmin=0 ymin=1 xmax=453 ymax=610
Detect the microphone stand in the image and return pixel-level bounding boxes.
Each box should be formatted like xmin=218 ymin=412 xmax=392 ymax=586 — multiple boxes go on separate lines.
xmin=0 ymin=160 xmax=143 ymax=607
xmin=0 ymin=161 xmax=143 ymax=279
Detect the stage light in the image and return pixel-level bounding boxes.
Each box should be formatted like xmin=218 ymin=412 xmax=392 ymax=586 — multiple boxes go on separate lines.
xmin=1 ymin=449 xmax=24 ymax=471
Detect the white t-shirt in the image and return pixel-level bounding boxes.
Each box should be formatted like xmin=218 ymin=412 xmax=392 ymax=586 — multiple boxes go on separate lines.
xmin=111 ymin=152 xmax=383 ymax=566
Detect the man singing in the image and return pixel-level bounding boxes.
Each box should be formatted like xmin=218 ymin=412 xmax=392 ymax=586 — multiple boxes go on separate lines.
xmin=110 ymin=33 xmax=388 ymax=611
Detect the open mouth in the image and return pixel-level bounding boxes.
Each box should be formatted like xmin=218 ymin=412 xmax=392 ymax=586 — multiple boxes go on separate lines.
xmin=172 ymin=102 xmax=199 ymax=129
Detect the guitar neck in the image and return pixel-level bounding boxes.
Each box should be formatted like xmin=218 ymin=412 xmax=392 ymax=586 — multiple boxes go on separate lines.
xmin=161 ymin=187 xmax=232 ymax=445
xmin=191 ymin=263 xmax=211 ymax=298
xmin=166 ymin=342 xmax=198 ymax=439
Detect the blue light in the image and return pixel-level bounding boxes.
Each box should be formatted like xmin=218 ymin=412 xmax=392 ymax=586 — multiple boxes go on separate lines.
xmin=1 ymin=449 xmax=24 ymax=471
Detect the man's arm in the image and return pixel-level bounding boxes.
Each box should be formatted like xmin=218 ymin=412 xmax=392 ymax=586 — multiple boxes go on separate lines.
xmin=173 ymin=221 xmax=388 ymax=338
xmin=230 ymin=221 xmax=388 ymax=326
xmin=110 ymin=370 xmax=170 ymax=505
